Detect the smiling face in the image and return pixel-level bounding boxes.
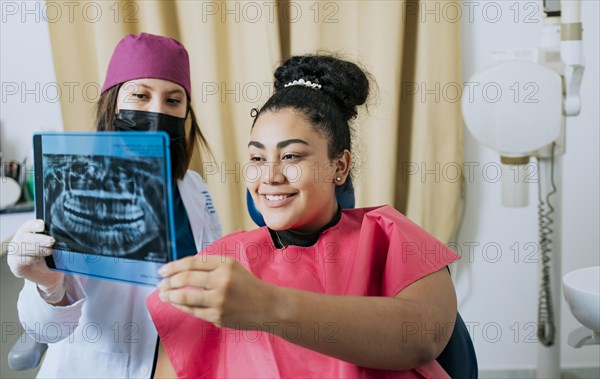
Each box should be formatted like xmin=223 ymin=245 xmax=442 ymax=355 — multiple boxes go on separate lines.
xmin=116 ymin=78 xmax=187 ymax=118
xmin=247 ymin=108 xmax=351 ymax=233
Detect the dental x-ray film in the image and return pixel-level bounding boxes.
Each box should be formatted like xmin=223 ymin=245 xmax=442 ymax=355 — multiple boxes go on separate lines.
xmin=33 ymin=132 xmax=176 ymax=286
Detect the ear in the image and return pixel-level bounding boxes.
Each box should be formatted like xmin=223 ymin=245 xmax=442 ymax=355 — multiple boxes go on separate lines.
xmin=334 ymin=150 xmax=352 ymax=186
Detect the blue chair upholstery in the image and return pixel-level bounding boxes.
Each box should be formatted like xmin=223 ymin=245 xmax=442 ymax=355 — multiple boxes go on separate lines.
xmin=437 ymin=312 xmax=478 ymax=378
xmin=246 ymin=182 xmax=478 ymax=378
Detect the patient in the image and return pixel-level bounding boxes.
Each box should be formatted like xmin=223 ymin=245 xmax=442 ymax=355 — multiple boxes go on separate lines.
xmin=148 ymin=54 xmax=459 ymax=378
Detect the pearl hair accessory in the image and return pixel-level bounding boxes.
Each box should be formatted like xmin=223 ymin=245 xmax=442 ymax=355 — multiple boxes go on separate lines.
xmin=284 ymin=78 xmax=322 ymax=89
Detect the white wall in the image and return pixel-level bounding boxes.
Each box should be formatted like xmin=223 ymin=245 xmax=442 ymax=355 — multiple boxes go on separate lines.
xmin=0 ymin=0 xmax=63 ymax=164
xmin=458 ymin=0 xmax=600 ymax=372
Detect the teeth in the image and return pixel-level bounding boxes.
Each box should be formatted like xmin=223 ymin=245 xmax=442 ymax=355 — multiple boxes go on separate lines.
xmin=265 ymin=194 xmax=288 ymax=201
xmin=50 ymin=185 xmax=155 ymax=256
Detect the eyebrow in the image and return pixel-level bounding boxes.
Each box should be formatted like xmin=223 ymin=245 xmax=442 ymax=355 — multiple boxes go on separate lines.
xmin=165 ymin=88 xmax=185 ymax=95
xmin=135 ymin=83 xmax=152 ymax=90
xmin=248 ymin=139 xmax=309 ymax=149
xmin=132 ymin=83 xmax=184 ymax=95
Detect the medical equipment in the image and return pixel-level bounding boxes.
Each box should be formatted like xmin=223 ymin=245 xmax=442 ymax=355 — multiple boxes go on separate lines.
xmin=462 ymin=0 xmax=585 ymax=377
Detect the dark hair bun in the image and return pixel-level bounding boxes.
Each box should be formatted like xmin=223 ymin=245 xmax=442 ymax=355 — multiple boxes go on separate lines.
xmin=274 ymin=55 xmax=369 ymax=121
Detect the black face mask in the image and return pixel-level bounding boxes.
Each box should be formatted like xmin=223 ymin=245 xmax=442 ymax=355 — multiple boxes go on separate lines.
xmin=114 ymin=109 xmax=187 ymax=179
xmin=114 ymin=109 xmax=186 ymax=149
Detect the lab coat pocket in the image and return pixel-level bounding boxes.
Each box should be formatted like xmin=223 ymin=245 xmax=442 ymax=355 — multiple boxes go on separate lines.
xmin=38 ymin=345 xmax=130 ymax=378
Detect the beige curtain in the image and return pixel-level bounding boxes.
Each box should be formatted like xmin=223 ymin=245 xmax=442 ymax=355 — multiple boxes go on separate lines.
xmin=394 ymin=0 xmax=464 ymax=243
xmin=47 ymin=0 xmax=462 ymax=242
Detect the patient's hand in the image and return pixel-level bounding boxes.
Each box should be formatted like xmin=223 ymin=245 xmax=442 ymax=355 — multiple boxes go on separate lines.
xmin=157 ymin=255 xmax=279 ymax=328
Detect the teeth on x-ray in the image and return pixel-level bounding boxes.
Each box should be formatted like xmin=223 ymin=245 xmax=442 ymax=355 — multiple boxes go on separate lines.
xmin=63 ymin=191 xmax=144 ymax=224
xmin=43 ymin=155 xmax=168 ymax=260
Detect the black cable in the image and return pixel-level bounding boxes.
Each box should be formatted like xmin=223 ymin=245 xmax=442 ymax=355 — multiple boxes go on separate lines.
xmin=536 ymin=143 xmax=557 ymax=346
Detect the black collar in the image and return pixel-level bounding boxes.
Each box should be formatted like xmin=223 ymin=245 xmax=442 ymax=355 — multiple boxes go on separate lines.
xmin=268 ymin=205 xmax=342 ymax=248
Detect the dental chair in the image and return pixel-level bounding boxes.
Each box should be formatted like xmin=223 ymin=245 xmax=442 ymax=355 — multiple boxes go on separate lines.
xmin=9 ymin=181 xmax=477 ymax=378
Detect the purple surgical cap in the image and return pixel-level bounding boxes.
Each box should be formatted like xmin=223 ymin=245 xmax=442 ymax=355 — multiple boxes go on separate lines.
xmin=101 ymin=33 xmax=192 ymax=99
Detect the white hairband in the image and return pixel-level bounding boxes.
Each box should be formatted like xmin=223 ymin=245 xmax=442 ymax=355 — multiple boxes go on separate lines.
xmin=284 ymin=78 xmax=321 ymax=90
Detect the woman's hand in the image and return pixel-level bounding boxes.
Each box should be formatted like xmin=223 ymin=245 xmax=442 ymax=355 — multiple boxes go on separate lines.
xmin=7 ymin=219 xmax=66 ymax=304
xmin=156 ymin=255 xmax=458 ymax=370
xmin=157 ymin=255 xmax=280 ymax=328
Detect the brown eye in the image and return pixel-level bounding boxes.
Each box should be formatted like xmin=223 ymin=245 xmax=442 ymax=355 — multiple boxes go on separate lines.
xmin=282 ymin=153 xmax=300 ymax=160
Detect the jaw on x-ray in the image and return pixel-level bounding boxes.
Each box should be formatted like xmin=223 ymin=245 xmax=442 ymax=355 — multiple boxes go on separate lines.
xmin=43 ymin=154 xmax=167 ymax=262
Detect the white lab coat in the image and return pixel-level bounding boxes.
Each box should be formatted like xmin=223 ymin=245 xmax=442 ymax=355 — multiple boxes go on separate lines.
xmin=17 ymin=171 xmax=222 ymax=378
